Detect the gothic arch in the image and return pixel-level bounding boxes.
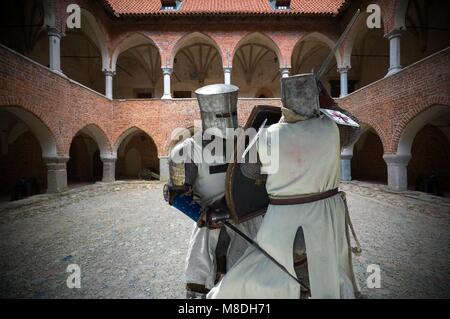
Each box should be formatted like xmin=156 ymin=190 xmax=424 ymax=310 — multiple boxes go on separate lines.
xmin=291 ymin=32 xmax=342 ymax=72
xmin=0 ymin=105 xmax=57 ymax=158
xmin=171 ymin=32 xmax=223 ymax=68
xmin=111 ymin=33 xmax=161 ymax=73
xmin=114 ymin=126 xmax=160 ymax=179
xmin=69 ymin=123 xmax=112 ymax=158
xmin=396 ymin=104 xmax=450 ymax=156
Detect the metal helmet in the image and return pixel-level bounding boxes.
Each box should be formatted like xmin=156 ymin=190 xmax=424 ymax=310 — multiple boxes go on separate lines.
xmin=195 ymin=84 xmax=239 ymax=138
xmin=281 ymin=73 xmax=320 ymax=118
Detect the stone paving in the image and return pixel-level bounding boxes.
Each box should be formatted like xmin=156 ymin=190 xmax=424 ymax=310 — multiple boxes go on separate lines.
xmin=0 ymin=181 xmax=449 ymax=299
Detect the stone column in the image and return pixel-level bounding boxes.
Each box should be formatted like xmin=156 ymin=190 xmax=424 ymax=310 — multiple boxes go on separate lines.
xmin=386 ymin=30 xmax=402 ymax=77
xmin=224 ymin=67 xmax=232 ymax=85
xmin=101 ymin=157 xmax=117 ymax=182
xmin=338 ymin=66 xmax=350 ymax=97
xmin=104 ymin=70 xmax=115 ymax=99
xmin=161 ymin=68 xmax=172 ymax=99
xmin=383 ymin=154 xmax=411 ymax=191
xmin=44 ymin=156 xmax=69 ymax=193
xmin=280 ymin=68 xmax=290 ymax=78
xmin=340 ymin=147 xmax=353 ymax=181
xmin=159 ymin=156 xmax=169 ymax=181
xmin=47 ymin=27 xmax=61 ymax=72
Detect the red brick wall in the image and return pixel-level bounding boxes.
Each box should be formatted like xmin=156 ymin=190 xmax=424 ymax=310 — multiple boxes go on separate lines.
xmin=338 ymin=48 xmax=450 ymax=154
xmin=0 ymin=44 xmax=448 ymax=163
xmin=55 ymin=0 xmax=400 ymax=69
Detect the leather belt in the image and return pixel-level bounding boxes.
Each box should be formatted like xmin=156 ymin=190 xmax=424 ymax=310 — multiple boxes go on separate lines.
xmin=269 ymin=188 xmax=339 ymax=205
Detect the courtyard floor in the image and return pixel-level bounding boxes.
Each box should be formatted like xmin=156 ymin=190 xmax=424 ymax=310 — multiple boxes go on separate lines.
xmin=0 ymin=181 xmax=449 ymax=299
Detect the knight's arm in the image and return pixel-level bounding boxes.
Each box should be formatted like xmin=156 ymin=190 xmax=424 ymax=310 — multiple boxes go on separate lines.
xmin=318 ymin=81 xmax=362 ymax=149
xmin=163 ymin=141 xmax=201 ymax=221
xmin=327 ymin=104 xmax=362 ymax=149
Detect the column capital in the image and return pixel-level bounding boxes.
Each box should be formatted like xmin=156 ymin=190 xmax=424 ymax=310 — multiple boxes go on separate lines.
xmin=280 ymin=67 xmax=290 ymax=78
xmin=43 ymin=156 xmax=70 ymax=165
xmin=101 ymin=156 xmax=117 ymax=163
xmin=385 ymin=29 xmax=403 ymax=40
xmin=340 ymin=153 xmax=353 ymax=160
xmin=162 ymin=67 xmax=173 ymax=75
xmin=47 ymin=27 xmax=61 ymax=38
xmin=337 ymin=66 xmax=351 ymax=74
xmin=383 ymin=154 xmax=411 ymax=166
xmin=103 ymin=69 xmax=116 ymax=77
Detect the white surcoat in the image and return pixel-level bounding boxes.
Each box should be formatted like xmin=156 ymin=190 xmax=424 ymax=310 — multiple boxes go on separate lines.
xmin=208 ymin=116 xmax=359 ymax=299
xmin=171 ymin=134 xmax=261 ymax=290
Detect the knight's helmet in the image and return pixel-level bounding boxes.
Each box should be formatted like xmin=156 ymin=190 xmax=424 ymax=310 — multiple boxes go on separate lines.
xmin=195 ymin=84 xmax=239 ymax=138
xmin=281 ymin=73 xmax=321 ymax=119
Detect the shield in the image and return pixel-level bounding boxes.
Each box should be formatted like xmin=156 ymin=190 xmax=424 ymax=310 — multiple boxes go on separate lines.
xmin=225 ymin=105 xmax=282 ymax=224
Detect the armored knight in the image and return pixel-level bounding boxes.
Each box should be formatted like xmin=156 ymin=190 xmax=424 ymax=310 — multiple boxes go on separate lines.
xmin=163 ymin=84 xmax=261 ymax=298
xmin=207 ymin=74 xmax=362 ymax=299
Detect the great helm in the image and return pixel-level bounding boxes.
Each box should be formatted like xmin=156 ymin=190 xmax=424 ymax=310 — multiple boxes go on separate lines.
xmin=195 ymin=84 xmax=239 ymax=138
xmin=281 ymin=73 xmax=321 ymax=118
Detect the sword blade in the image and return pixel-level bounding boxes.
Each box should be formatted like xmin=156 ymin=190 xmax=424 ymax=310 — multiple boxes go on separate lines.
xmin=316 ymin=9 xmax=361 ymax=79
xmin=223 ymin=221 xmax=311 ymax=293
xmin=241 ymin=118 xmax=268 ymax=159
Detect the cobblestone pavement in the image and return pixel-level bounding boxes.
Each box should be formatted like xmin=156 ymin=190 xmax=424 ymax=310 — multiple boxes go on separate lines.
xmin=0 ymin=181 xmax=449 ymax=299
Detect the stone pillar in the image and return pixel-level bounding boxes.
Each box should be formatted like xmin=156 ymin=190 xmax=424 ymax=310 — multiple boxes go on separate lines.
xmin=161 ymin=68 xmax=172 ymax=99
xmin=280 ymin=68 xmax=290 ymax=78
xmin=386 ymin=30 xmax=402 ymax=77
xmin=159 ymin=156 xmax=169 ymax=181
xmin=44 ymin=157 xmax=69 ymax=193
xmin=383 ymin=154 xmax=411 ymax=191
xmin=102 ymin=157 xmax=117 ymax=182
xmin=224 ymin=67 xmax=232 ymax=85
xmin=338 ymin=66 xmax=350 ymax=97
xmin=340 ymin=147 xmax=353 ymax=181
xmin=104 ymin=70 xmax=115 ymax=99
xmin=47 ymin=27 xmax=61 ymax=72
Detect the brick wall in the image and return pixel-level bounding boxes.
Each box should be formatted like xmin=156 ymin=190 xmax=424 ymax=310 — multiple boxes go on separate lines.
xmin=55 ymin=0 xmax=400 ymax=70
xmin=338 ymin=48 xmax=450 ymax=154
xmin=0 ymin=44 xmax=448 ymax=175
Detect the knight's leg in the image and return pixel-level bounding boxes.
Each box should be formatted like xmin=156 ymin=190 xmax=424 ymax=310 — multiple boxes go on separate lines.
xmin=185 ymin=224 xmax=221 ymax=298
xmin=214 ymin=227 xmax=231 ymax=283
xmin=293 ymin=227 xmax=310 ymax=299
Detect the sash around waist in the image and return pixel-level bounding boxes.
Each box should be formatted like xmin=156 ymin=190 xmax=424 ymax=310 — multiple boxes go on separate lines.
xmin=268 ymin=188 xmax=339 ymax=206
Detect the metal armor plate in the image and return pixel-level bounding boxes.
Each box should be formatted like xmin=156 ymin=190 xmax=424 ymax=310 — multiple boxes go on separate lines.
xmin=225 ymin=105 xmax=282 ymax=224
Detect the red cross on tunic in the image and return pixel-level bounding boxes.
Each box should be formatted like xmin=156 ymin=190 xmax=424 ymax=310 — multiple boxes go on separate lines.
xmin=331 ymin=111 xmax=350 ymax=124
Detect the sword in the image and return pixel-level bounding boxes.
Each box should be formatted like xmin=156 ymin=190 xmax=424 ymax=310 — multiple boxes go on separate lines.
xmin=316 ymin=9 xmax=361 ymax=79
xmin=223 ymin=220 xmax=311 ymax=294
xmin=241 ymin=118 xmax=267 ymax=160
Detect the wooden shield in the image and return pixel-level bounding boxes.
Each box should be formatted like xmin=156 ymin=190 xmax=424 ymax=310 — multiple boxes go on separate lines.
xmin=225 ymin=105 xmax=282 ymax=224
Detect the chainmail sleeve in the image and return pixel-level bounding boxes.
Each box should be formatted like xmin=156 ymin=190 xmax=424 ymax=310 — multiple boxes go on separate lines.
xmin=169 ymin=139 xmax=198 ymax=186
